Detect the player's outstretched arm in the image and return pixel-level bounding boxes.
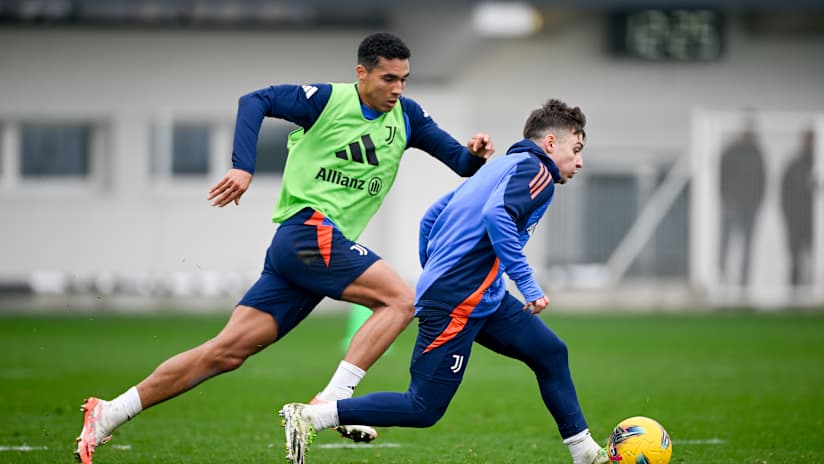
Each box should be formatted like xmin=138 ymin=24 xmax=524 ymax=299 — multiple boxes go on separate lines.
xmin=466 ymin=132 xmax=495 ymax=159
xmin=208 ymin=168 xmax=253 ymax=207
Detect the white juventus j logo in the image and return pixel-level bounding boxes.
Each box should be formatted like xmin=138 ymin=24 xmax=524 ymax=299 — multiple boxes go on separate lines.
xmin=449 ymin=354 xmax=464 ymax=373
xmin=349 ymin=244 xmax=368 ymax=256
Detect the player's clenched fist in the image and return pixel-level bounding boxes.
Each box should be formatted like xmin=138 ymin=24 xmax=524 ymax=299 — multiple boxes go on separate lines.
xmin=467 ymin=133 xmax=495 ymax=159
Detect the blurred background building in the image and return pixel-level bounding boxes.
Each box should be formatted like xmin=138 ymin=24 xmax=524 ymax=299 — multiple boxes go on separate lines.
xmin=1 ymin=0 xmax=822 ymax=311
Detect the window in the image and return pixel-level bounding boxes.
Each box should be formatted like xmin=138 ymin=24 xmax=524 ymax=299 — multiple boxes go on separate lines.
xmin=172 ymin=123 xmax=210 ymax=175
xmin=583 ymin=174 xmax=639 ymax=263
xmin=580 ymin=166 xmax=688 ymax=277
xmin=151 ymin=119 xmax=213 ymax=178
xmin=20 ymin=123 xmax=91 ymax=178
xmin=254 ymin=120 xmax=296 ymax=174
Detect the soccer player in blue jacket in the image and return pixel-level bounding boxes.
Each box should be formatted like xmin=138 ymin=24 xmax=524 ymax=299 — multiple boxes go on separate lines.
xmin=281 ymin=99 xmax=610 ymax=464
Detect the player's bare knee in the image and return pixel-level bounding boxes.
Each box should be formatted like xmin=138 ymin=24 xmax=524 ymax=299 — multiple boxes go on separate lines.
xmin=395 ymin=289 xmax=415 ymax=320
xmin=385 ymin=301 xmax=415 ymax=326
xmin=397 ymin=299 xmax=415 ymax=321
xmin=370 ymin=303 xmax=414 ymax=326
xmin=216 ymin=353 xmax=246 ymax=372
xmin=372 ymin=289 xmax=414 ymax=321
xmin=202 ymin=343 xmax=247 ymax=373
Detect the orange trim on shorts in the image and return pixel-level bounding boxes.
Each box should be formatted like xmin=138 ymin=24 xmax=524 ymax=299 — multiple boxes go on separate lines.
xmin=304 ymin=211 xmax=333 ymax=267
xmin=423 ymin=258 xmax=500 ymax=353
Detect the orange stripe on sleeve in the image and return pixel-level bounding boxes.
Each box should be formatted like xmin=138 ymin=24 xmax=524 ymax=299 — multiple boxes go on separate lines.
xmin=528 ymin=164 xmax=548 ymax=188
xmin=529 ymin=164 xmax=551 ymax=199
xmin=423 ymin=258 xmax=500 ymax=353
xmin=530 ymin=174 xmax=551 ymax=199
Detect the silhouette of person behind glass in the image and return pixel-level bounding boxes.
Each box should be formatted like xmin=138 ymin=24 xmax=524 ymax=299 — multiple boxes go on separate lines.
xmin=781 ymin=129 xmax=815 ymax=286
xmin=719 ymin=121 xmax=766 ymax=287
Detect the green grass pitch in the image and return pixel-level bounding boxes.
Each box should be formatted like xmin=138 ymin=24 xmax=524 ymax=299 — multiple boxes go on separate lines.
xmin=1 ymin=309 xmax=823 ymax=463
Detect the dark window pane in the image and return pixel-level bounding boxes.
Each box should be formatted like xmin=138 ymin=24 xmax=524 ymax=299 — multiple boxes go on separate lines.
xmin=583 ymin=174 xmax=638 ymax=263
xmin=255 ymin=121 xmax=295 ymax=174
xmin=650 ymin=174 xmax=689 ymax=277
xmin=172 ymin=124 xmax=210 ymax=175
xmin=21 ymin=123 xmax=90 ymax=178
xmin=579 ymin=167 xmax=688 ymax=278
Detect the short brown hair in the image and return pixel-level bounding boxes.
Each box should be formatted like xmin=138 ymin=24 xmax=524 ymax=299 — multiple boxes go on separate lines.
xmin=523 ymin=99 xmax=586 ymax=141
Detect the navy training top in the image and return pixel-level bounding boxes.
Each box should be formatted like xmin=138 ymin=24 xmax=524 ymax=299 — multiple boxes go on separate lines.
xmin=230 ymin=83 xmax=485 ymax=177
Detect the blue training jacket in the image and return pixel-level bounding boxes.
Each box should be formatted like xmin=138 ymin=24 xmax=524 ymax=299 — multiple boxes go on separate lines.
xmin=416 ymin=138 xmax=561 ymax=318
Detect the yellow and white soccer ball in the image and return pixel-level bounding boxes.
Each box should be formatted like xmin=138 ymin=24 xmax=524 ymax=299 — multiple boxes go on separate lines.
xmin=607 ymin=416 xmax=672 ymax=464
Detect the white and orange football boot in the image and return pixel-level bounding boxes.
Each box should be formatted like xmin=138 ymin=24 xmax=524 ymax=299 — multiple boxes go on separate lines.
xmin=74 ymin=398 xmax=112 ymax=464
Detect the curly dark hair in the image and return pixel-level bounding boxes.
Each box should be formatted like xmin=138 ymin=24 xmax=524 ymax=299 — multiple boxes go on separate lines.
xmin=357 ymin=32 xmax=411 ymax=70
xmin=522 ymin=99 xmax=587 ymax=141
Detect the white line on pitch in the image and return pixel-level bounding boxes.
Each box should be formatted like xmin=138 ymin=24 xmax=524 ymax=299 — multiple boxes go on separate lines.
xmin=316 ymin=443 xmax=402 ymax=449
xmin=673 ymin=438 xmax=727 ymax=445
xmin=0 ymin=445 xmax=48 ymax=452
xmin=317 ymin=439 xmax=727 ymax=448
xmin=0 ymin=444 xmax=132 ymax=452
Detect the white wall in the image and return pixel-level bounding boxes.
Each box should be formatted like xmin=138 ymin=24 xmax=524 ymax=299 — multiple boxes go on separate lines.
xmin=0 ymin=27 xmax=370 ymax=292
xmin=1 ymin=11 xmax=822 ymax=305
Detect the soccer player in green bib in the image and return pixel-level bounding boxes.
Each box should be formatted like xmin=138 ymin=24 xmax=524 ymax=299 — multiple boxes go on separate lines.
xmin=74 ymin=32 xmax=494 ymax=464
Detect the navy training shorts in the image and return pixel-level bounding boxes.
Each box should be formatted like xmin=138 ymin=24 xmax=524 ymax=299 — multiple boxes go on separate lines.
xmin=238 ymin=208 xmax=381 ymax=339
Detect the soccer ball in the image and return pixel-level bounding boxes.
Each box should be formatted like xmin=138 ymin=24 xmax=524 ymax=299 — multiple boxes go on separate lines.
xmin=607 ymin=416 xmax=672 ymax=464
